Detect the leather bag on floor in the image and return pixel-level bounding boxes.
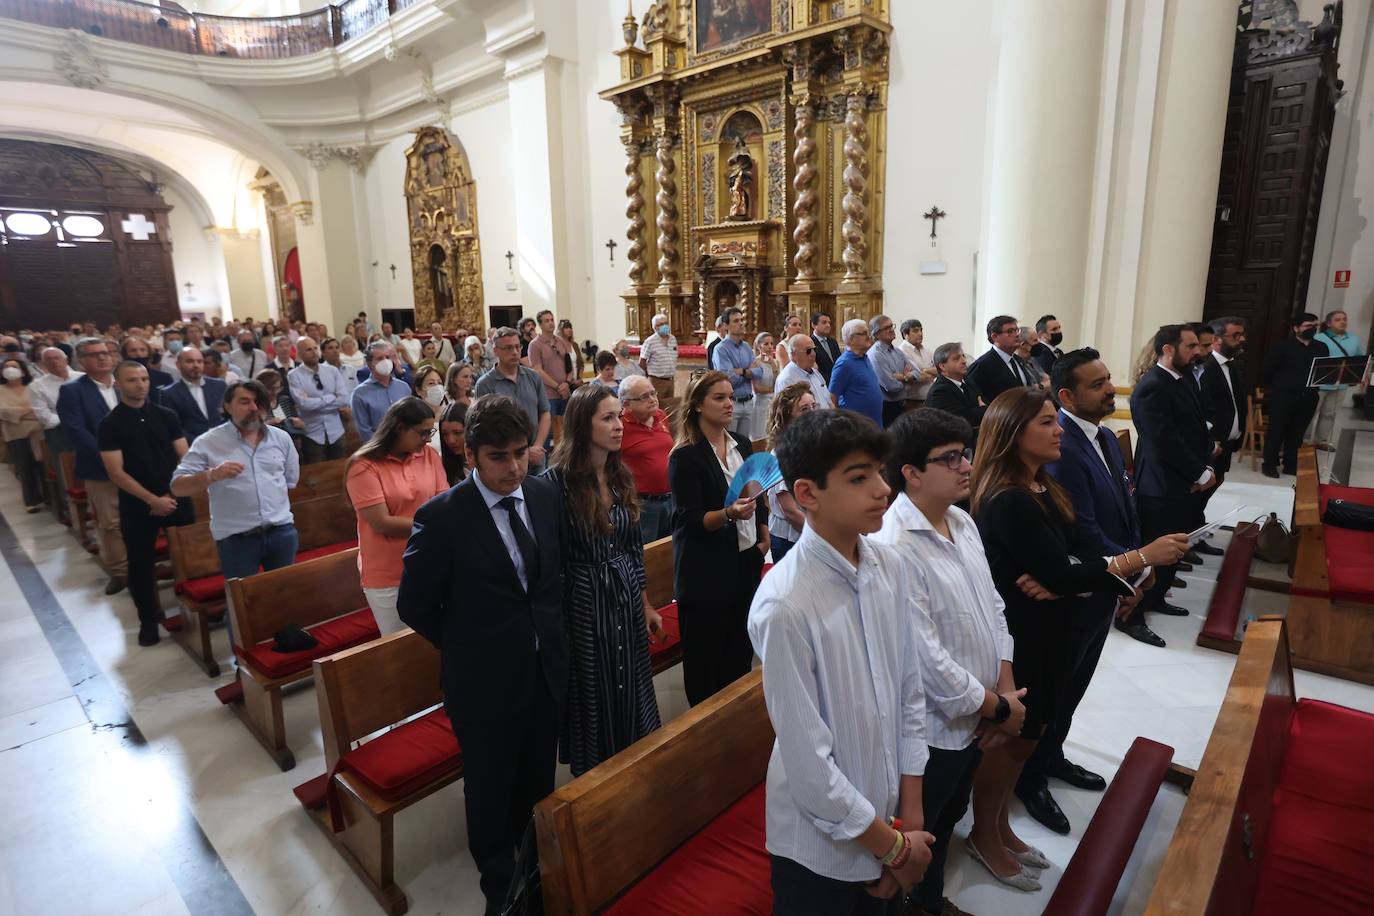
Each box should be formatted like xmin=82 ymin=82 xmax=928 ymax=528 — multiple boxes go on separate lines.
xmin=1254 ymin=512 xmax=1292 ymax=564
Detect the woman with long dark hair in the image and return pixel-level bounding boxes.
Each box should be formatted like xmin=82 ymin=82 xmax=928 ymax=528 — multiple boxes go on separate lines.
xmin=546 ymin=384 xmax=661 ymax=775
xmin=668 ymin=370 xmax=769 ymax=706
xmin=437 ymin=401 xmax=469 ymax=485
xmin=966 ymin=389 xmax=1185 ymax=889
xmin=345 ymin=397 xmax=448 ymax=633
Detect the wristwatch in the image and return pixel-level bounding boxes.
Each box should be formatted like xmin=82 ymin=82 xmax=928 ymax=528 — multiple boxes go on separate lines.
xmin=989 ymin=695 xmax=1010 ymax=725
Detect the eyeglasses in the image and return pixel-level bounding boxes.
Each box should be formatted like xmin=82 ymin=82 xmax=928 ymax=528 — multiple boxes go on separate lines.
xmin=800 ymin=347 xmax=815 ymax=355
xmin=623 ymin=392 xmax=658 ymax=402
xmin=927 ymin=447 xmax=973 ymax=471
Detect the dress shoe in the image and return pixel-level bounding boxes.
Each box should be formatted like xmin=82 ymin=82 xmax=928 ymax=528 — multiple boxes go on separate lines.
xmin=1048 ymin=759 xmax=1107 ymax=791
xmin=104 ymin=576 xmax=127 ymax=595
xmin=137 ymin=625 xmax=160 ymax=647
xmin=1183 ymin=550 xmax=1202 ymax=564
xmin=1015 ymin=784 xmax=1070 ymax=835
xmin=1010 ymin=845 xmax=1052 ymax=869
xmin=1175 ymin=560 xmax=1194 ymax=573
xmin=1262 ymin=465 xmax=1280 ymax=479
xmin=1194 ymin=540 xmax=1225 ymax=556
xmin=1170 ymin=579 xmax=1188 ymax=590
xmin=1155 ymin=602 xmax=1189 ymax=616
xmin=1282 ymin=467 xmax=1297 ymax=476
xmin=1116 ymin=621 xmax=1166 ymax=647
xmin=963 ymin=838 xmax=1042 ymax=891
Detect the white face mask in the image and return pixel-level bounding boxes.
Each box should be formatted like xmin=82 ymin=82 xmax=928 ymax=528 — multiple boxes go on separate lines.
xmin=2 ymin=367 xmax=22 ymax=381
xmin=372 ymin=358 xmax=394 ymax=377
xmin=424 ymin=385 xmax=445 ymax=405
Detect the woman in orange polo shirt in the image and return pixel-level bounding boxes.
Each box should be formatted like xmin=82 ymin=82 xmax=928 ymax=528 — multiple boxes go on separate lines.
xmin=345 ymin=398 xmax=449 ymax=633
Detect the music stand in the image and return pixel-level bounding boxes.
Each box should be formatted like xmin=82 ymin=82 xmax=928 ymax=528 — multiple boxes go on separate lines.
xmin=1306 ymin=354 xmax=1371 ymax=388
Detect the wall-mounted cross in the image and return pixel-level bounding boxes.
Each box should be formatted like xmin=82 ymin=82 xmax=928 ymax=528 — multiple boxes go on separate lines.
xmin=182 ymin=281 xmax=195 ymax=300
xmin=606 ymin=238 xmax=618 ymax=265
xmin=389 ymin=264 xmax=397 ymax=280
xmin=922 ymin=206 xmax=947 ymax=245
xmin=505 ymin=250 xmax=515 ymax=273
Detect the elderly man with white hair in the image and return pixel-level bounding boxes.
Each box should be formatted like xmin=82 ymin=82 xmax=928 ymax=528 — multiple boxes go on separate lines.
xmin=619 ymin=374 xmax=676 ymax=542
xmin=639 ymin=312 xmax=678 ymax=402
xmin=866 ymin=313 xmax=913 ymax=427
xmin=774 ymin=334 xmax=832 ymax=407
xmin=30 ymin=346 xmax=84 ymax=510
xmin=826 ymin=318 xmax=882 ymax=426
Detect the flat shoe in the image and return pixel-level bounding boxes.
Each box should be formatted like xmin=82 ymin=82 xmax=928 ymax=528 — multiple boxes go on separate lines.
xmin=963 ymin=837 xmax=1041 ymax=892
xmin=1011 ymin=845 xmax=1052 ymax=870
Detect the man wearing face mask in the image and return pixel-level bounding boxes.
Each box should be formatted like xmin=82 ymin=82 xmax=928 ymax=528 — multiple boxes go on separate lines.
xmin=160 ymin=329 xmax=185 ymax=384
xmin=1261 ymin=312 xmax=1330 ymax=478
xmin=1030 ymin=315 xmax=1064 ymax=377
xmin=119 ymin=336 xmax=173 ymax=392
xmin=351 ymin=341 xmax=412 ymax=442
xmin=228 ymin=330 xmax=268 ymax=380
xmin=639 ymin=313 xmax=678 ymax=402
xmin=288 ymin=336 xmax=350 ymax=464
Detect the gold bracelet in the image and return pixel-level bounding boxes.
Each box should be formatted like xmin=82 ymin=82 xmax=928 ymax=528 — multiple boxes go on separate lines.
xmin=1135 ymin=549 xmax=1148 ymax=569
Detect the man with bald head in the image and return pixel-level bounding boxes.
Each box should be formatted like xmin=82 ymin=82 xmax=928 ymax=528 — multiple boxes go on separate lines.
xmin=774 ymin=333 xmax=833 ymax=408
xmin=160 ymin=347 xmax=226 ymax=443
xmin=619 ymin=373 xmax=676 ymax=543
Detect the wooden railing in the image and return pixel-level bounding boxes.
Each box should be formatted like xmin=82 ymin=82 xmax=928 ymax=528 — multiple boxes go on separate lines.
xmin=0 ymin=0 xmax=426 ymax=59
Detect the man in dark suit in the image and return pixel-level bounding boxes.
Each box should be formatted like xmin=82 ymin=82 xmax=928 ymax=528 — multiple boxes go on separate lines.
xmin=1125 ymin=324 xmax=1216 ymax=646
xmin=967 ymin=314 xmax=1032 ymax=404
xmin=397 ymin=396 xmax=566 ymax=916
xmin=1199 ymin=316 xmax=1248 ymax=511
xmin=925 ymin=341 xmax=985 ymax=431
xmin=158 ymin=347 xmax=226 ymax=443
xmin=1261 ymin=312 xmax=1329 ymax=477
xmin=810 ymin=311 xmax=842 ymax=384
xmin=118 ymin=335 xmax=172 ymax=394
xmin=1030 ymin=314 xmax=1064 ymax=377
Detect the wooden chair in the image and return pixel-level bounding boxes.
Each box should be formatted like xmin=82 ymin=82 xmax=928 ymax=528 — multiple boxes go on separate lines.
xmin=225 ymin=547 xmax=374 ymax=770
xmin=299 ymin=630 xmax=459 ymax=915
xmin=1240 ymin=389 xmax=1268 ymax=470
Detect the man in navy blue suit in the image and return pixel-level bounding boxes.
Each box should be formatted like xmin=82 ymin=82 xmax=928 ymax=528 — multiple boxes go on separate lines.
xmin=158 ymin=347 xmax=225 ymax=443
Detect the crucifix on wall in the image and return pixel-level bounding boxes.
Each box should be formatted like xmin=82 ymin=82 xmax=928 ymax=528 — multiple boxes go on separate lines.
xmin=389 ymin=264 xmax=397 ymax=280
xmin=505 ymin=250 xmax=515 ymax=273
xmin=182 ymin=281 xmax=195 ymax=300
xmin=606 ymin=238 xmax=618 ymax=265
xmin=922 ymin=206 xmax=946 ymax=247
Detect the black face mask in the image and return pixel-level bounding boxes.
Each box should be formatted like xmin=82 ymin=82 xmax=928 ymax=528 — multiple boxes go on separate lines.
xmin=1299 ymin=327 xmax=1317 ymax=341
xmin=1 ymin=344 xmax=18 ymax=353
xmin=1048 ymin=332 xmax=1063 ymax=347
xmin=132 ymin=356 xmax=150 ymax=367
xmin=240 ymin=341 xmax=255 ymax=352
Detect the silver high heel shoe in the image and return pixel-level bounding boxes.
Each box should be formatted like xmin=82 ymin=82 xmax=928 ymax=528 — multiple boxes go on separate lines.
xmin=1010 ymin=845 xmax=1052 ymax=870
xmin=963 ymin=837 xmax=1042 ymax=891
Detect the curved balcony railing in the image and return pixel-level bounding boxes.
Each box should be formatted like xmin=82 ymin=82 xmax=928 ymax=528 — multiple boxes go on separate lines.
xmin=0 ymin=0 xmax=424 ymax=59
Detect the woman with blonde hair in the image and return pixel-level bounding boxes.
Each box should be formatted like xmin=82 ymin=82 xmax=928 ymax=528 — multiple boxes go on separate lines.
xmin=667 ymin=370 xmax=769 ymax=705
xmin=774 ymin=313 xmax=805 ymax=369
xmin=763 ymin=381 xmax=817 ymax=562
xmin=750 ymin=331 xmax=779 ymax=440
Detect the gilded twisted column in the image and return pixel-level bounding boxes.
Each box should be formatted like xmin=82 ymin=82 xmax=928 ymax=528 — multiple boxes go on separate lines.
xmin=625 ymin=142 xmax=647 ymax=285
xmin=841 ymin=92 xmax=869 ymax=280
xmin=654 ymin=133 xmax=680 ymax=286
xmin=792 ymin=99 xmax=818 ymax=281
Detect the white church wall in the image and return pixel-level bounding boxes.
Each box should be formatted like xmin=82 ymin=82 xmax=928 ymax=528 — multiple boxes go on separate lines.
xmin=163 ymin=183 xmax=231 ymax=320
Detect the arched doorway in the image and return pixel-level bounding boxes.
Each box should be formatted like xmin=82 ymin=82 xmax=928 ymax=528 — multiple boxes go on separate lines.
xmin=404 ymin=126 xmax=484 ymax=332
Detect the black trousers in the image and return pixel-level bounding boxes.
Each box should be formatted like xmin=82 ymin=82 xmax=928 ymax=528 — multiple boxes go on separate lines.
xmin=1263 ymin=389 xmax=1318 ymax=472
xmin=1018 ymin=600 xmax=1113 ymax=794
xmin=681 ymin=545 xmax=764 ymax=706
xmin=912 ymin=742 xmax=982 ymax=914
xmin=450 ymin=671 xmax=559 ymax=909
xmin=771 ymin=855 xmax=901 ymax=916
xmin=8 ymin=437 xmax=45 ymax=507
xmin=1132 ymin=495 xmax=1199 ymax=619
xmin=299 ymin=436 xmax=346 ymax=465
xmin=119 ymin=507 xmax=164 ymax=629
xmin=881 ymin=400 xmax=904 ymax=428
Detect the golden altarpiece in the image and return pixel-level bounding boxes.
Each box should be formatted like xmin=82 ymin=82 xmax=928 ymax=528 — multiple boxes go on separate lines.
xmin=404 ymin=126 xmax=486 ymax=332
xmin=602 ymin=0 xmax=891 ymax=340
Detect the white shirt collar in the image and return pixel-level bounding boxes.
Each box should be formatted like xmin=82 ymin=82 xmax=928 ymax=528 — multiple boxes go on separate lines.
xmin=472 ymin=469 xmax=525 ymax=511
xmin=1063 ymin=409 xmax=1101 ymax=441
xmin=995 ymin=347 xmax=1017 ymax=366
xmin=889 ymin=490 xmax=965 ymax=541
xmin=1156 ymin=359 xmax=1182 ymax=381
xmin=1211 ymin=349 xmax=1231 ymax=367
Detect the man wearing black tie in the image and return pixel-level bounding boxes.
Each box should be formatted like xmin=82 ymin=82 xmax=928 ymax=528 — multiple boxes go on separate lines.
xmin=1199 ymin=316 xmax=1248 ymax=501
xmin=1124 ymin=325 xmax=1216 ymax=646
xmin=968 ymin=315 xmax=1032 ymax=402
xmin=809 ymin=311 xmax=842 ymax=384
xmin=398 ymin=396 xmax=567 ymax=915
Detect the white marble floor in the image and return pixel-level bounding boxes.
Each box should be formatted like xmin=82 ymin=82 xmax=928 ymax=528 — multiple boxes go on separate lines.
xmin=0 ymin=462 xmax=1371 ymax=916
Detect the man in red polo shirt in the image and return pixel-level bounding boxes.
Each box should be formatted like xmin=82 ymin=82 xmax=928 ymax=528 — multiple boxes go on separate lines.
xmin=619 ymin=374 xmax=675 ymax=543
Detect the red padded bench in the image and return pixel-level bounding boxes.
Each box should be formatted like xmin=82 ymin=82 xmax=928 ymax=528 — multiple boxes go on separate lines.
xmin=1310 ymin=483 xmax=1374 ymax=603
xmin=1197 ymin=521 xmax=1261 ymax=651
xmin=294 ymin=629 xmax=461 ymax=916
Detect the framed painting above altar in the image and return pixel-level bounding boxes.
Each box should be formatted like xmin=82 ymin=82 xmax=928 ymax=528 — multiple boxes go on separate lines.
xmin=694 ymin=0 xmax=773 ymax=53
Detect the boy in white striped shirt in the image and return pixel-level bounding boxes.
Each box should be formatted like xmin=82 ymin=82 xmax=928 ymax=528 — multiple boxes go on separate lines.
xmin=872 ymin=409 xmax=1033 ymax=910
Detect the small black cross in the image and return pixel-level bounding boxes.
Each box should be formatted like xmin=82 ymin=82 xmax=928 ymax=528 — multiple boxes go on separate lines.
xmin=606 ymin=238 xmax=618 ymax=265
xmin=922 ymin=206 xmax=947 ymax=243
xmin=183 ymin=281 xmax=194 ymax=298
xmin=389 ymin=264 xmax=397 ymax=280
xmin=505 ymin=250 xmax=515 ymax=272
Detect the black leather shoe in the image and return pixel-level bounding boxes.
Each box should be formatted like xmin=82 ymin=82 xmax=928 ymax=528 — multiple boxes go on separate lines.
xmin=1049 ymin=759 xmax=1107 ymax=791
xmin=1184 ymin=550 xmax=1202 ymax=564
xmin=1175 ymin=561 xmax=1194 ymax=573
xmin=1115 ymin=621 xmax=1166 ymax=647
xmin=1155 ymin=602 xmax=1189 ymax=616
xmin=104 ymin=576 xmax=127 ymax=595
xmin=1262 ymin=466 xmax=1280 ymax=478
xmin=137 ymin=625 xmax=160 ymax=647
xmin=1170 ymin=580 xmax=1188 ymax=590
xmin=1194 ymin=541 xmax=1225 ymax=556
xmin=1015 ymin=785 xmax=1070 ymax=834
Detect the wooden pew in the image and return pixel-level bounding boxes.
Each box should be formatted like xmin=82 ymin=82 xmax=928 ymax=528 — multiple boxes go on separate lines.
xmin=224 ymin=547 xmax=375 ymax=770
xmin=642 ymin=535 xmax=682 ymax=674
xmin=187 ymin=454 xmax=348 ymax=519
xmin=1115 ymin=427 xmax=1133 ymax=476
xmin=166 ymin=493 xmax=359 ymax=677
xmin=296 ymin=630 xmax=460 ymax=915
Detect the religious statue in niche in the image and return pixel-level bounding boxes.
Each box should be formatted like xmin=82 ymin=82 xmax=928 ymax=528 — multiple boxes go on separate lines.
xmin=429 ymin=244 xmax=454 ymax=317
xmin=715 ymin=281 xmax=740 ymax=313
xmin=696 ymin=0 xmax=771 ymax=52
xmin=726 ymin=136 xmax=754 ymax=221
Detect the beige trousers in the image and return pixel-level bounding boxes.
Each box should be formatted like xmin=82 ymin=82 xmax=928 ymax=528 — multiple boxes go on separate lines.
xmin=83 ymin=478 xmax=128 ymax=577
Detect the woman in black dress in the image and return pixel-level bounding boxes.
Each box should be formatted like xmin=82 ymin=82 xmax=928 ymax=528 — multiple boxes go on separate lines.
xmin=967 ymin=388 xmax=1183 ymax=889
xmin=668 ymin=370 xmax=769 ymax=707
xmin=546 ymin=384 xmax=662 ymax=776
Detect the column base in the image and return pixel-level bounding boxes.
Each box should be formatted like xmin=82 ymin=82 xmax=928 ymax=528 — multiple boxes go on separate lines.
xmin=785 ymin=280 xmax=834 ymax=324
xmin=623 ymin=286 xmax=658 ymax=339
xmin=833 ymin=278 xmax=883 ymax=325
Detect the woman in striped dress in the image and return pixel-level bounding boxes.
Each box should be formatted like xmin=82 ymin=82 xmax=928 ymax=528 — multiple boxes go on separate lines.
xmin=546 ymin=384 xmax=663 ymax=775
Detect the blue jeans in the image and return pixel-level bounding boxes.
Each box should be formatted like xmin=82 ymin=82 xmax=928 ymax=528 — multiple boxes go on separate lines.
xmin=638 ymin=494 xmax=674 ymax=545
xmin=770 ymin=534 xmax=796 ymax=563
xmin=215 ymin=524 xmax=299 ymax=645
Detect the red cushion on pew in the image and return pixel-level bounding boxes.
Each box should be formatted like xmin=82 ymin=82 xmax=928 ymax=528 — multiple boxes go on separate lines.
xmin=1200 ymin=522 xmax=1259 ymax=642
xmin=338 ymin=708 xmax=462 ymax=801
xmin=1251 ymin=700 xmax=1374 ymax=916
xmin=293 ymin=773 xmax=329 ymax=810
xmin=296 ymin=539 xmax=358 ymax=562
xmin=173 ymin=539 xmax=359 ymax=602
xmin=66 ymin=487 xmax=86 ymax=500
xmin=238 ymin=608 xmax=379 ymax=678
xmin=1316 ymin=485 xmax=1374 ymax=603
xmin=602 ymin=782 xmax=770 ymax=916
xmin=650 ymin=603 xmax=680 ymax=666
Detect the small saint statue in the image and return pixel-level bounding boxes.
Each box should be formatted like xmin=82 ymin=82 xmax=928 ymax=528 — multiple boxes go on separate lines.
xmin=726 ymin=136 xmax=753 ymax=221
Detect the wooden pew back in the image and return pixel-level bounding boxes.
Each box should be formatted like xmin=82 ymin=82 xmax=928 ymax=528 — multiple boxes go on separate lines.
xmin=167 ymin=520 xmax=222 ymax=582
xmin=1144 ymin=617 xmax=1294 ymax=915
xmin=226 ymin=547 xmax=366 ymax=653
xmin=313 ymin=629 xmax=442 ymax=771
xmin=1116 ymin=427 xmax=1134 ymax=476
xmin=189 ymin=456 xmax=349 ymax=520
xmin=643 ymin=536 xmax=673 ymax=608
xmin=536 ymin=670 xmax=773 ymax=915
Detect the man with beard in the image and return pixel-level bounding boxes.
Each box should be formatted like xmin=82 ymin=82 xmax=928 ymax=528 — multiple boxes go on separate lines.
xmin=1029 ymin=315 xmax=1063 ymax=377
xmin=1125 ymin=325 xmax=1215 ymax=646
xmin=1261 ymin=312 xmax=1329 ymax=478
xmin=1199 ymin=317 xmax=1248 ymax=508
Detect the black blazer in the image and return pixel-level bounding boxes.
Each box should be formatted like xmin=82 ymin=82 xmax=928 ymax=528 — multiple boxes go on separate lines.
xmin=925 ymin=374 xmax=985 ymax=429
xmin=1199 ymin=355 xmax=1246 ymax=454
xmin=1030 ymin=342 xmax=1061 ymax=377
xmin=812 ymin=333 xmax=842 ymax=384
xmin=968 ymin=348 xmax=1026 ymax=404
xmin=1129 ymin=365 xmax=1211 ymax=501
xmin=668 ymin=433 xmax=769 ymax=605
xmin=397 ymin=474 xmax=567 ymax=727
xmin=159 ymin=378 xmax=226 ymax=443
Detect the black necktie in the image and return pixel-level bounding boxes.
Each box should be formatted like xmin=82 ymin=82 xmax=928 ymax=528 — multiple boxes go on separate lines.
xmin=499 ymin=496 xmax=541 ymax=588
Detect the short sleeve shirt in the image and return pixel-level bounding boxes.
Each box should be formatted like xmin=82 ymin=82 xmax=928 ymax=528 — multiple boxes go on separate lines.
xmin=98 ymin=402 xmax=185 ymax=515
xmin=527 ymin=334 xmax=573 ymax=397
xmin=346 ymin=448 xmax=450 ymax=588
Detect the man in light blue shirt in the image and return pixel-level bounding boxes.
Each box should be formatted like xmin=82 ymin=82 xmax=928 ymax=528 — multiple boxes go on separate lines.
xmin=711 ymin=307 xmax=762 ymax=435
xmin=866 ymin=314 xmax=913 ymax=427
xmin=1313 ymin=309 xmax=1367 ymax=448
xmin=288 ymin=337 xmax=349 ymax=464
xmin=171 ymin=379 xmax=300 ymax=586
xmin=351 ymin=341 xmax=412 ymax=442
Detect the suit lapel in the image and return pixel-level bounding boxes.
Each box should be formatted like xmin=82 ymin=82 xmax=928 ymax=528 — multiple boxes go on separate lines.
xmin=462 ymin=480 xmax=523 ymax=591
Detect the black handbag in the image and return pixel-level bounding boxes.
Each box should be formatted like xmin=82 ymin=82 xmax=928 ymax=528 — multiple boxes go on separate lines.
xmin=501 ymin=817 xmax=543 ymax=916
xmin=1323 ymin=498 xmax=1374 ymax=532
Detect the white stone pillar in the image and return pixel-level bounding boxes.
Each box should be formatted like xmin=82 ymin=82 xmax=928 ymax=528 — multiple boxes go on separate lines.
xmin=295 ymin=159 xmax=370 ymax=334
xmin=981 ymin=0 xmax=1109 ymax=353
